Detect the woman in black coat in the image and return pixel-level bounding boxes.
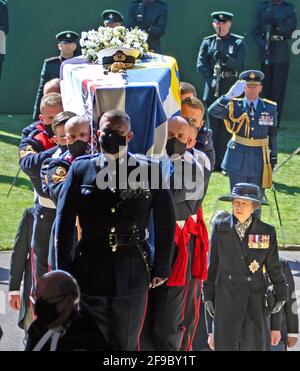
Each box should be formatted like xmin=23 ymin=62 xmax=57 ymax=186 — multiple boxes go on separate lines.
xmin=203 ymin=183 xmax=288 ymax=351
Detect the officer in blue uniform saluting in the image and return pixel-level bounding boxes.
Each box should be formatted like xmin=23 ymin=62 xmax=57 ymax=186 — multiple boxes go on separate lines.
xmin=197 ymin=11 xmax=247 ymax=172
xmin=208 ymin=70 xmax=278 ymax=191
xmin=32 ymin=31 xmax=79 ymax=121
xmin=252 ymin=0 xmax=297 ymax=126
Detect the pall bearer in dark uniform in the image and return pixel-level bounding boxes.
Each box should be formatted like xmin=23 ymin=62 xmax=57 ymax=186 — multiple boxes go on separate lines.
xmin=204 ymin=183 xmax=288 ymax=351
xmin=55 ymin=110 xmax=176 ymax=351
xmin=197 ymin=11 xmax=246 ymax=172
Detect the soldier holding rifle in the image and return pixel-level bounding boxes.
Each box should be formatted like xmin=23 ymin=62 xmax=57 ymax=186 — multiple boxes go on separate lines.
xmin=197 ymin=11 xmax=246 ymax=172
xmin=252 ymin=0 xmax=297 ymax=126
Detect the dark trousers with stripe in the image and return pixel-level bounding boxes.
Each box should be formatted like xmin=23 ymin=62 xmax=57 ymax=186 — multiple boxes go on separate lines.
xmin=81 ymin=290 xmax=148 ymax=351
xmin=261 ymin=62 xmax=289 ymax=126
xmin=141 ymin=284 xmax=186 ymax=351
xmin=179 ymin=278 xmax=202 ymax=351
xmin=31 ymin=204 xmax=56 ymax=292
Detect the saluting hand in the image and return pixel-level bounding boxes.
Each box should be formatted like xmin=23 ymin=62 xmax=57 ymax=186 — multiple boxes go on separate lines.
xmin=224 ymin=80 xmax=247 ymax=100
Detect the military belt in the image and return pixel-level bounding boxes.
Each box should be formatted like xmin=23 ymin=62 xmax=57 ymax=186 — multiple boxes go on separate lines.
xmin=221 ymin=71 xmax=238 ymax=79
xmin=38 ymin=195 xmax=56 ymax=209
xmin=219 ymin=271 xmax=264 ymax=283
xmin=271 ymin=35 xmax=284 ymax=41
xmin=109 ymin=230 xmax=148 ymax=252
xmin=232 ymin=134 xmax=272 ymax=189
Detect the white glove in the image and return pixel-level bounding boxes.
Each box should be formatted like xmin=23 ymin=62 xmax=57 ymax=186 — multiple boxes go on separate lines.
xmin=224 ymin=80 xmax=246 ymax=100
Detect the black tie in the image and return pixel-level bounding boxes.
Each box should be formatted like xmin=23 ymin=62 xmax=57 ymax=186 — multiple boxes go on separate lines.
xmin=249 ymin=102 xmax=256 ymax=116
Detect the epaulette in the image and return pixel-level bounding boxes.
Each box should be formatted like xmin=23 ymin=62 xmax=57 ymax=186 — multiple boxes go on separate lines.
xmin=44 ymin=56 xmax=60 ymax=63
xmin=204 ymin=34 xmax=216 ymax=40
xmin=29 ymin=128 xmax=44 ymax=139
xmin=263 ymin=98 xmax=277 ymax=106
xmin=231 ymin=33 xmax=244 ymax=40
xmin=131 ymin=153 xmax=160 ymax=166
xmin=76 ymin=154 xmax=98 ymax=162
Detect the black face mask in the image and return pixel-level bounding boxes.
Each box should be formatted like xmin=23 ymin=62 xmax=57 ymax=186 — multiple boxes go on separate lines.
xmin=68 ymin=140 xmax=89 ymax=158
xmin=166 ymin=137 xmax=186 ymax=158
xmin=100 ymin=130 xmax=127 ymax=155
xmin=44 ymin=124 xmax=55 ymax=138
xmin=35 ymin=298 xmax=60 ymax=326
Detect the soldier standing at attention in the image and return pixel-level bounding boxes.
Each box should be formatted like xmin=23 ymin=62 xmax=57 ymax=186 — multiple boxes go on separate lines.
xmin=252 ymin=0 xmax=297 ymax=126
xmin=128 ymin=0 xmax=168 ymax=53
xmin=32 ymin=31 xmax=79 ymax=121
xmin=101 ymin=9 xmax=124 ymax=28
xmin=0 ymin=0 xmax=8 ymax=79
xmin=197 ymin=11 xmax=246 ymax=172
xmin=208 ymin=70 xmax=278 ymax=192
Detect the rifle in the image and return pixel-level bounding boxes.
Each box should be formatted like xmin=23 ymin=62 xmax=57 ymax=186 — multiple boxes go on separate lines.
xmin=265 ymin=24 xmax=272 ymax=65
xmin=265 ymin=1 xmax=273 ymax=65
xmin=213 ymin=61 xmax=222 ymax=98
xmin=214 ymin=26 xmax=222 ymax=98
xmin=6 ymin=167 xmax=21 ymax=198
xmin=273 ymin=146 xmax=300 ymax=175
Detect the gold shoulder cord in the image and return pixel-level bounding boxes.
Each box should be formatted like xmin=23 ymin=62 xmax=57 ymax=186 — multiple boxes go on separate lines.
xmin=224 ymin=101 xmax=251 ymax=138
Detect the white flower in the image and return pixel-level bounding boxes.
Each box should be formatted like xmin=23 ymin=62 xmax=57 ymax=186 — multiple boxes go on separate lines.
xmin=80 ymin=26 xmax=149 ymax=63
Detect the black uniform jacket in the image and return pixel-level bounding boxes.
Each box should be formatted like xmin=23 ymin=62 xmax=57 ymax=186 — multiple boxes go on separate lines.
xmin=55 ymin=153 xmax=176 ymax=298
xmin=203 ymin=214 xmax=288 ymax=351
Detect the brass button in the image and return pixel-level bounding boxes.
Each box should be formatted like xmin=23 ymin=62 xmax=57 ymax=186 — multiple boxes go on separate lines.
xmin=111 ymin=208 xmax=116 ymax=214
xmin=111 ymin=227 xmax=116 ymax=233
xmin=251 ymin=127 xmax=254 ymax=131
xmin=248 ymin=277 xmax=252 ymax=282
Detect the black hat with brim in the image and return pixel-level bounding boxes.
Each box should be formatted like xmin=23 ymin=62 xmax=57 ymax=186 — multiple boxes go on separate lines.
xmin=211 ymin=11 xmax=234 ymax=22
xmin=218 ymin=183 xmax=269 ymax=205
xmin=102 ymin=10 xmax=124 ymax=24
xmin=56 ymin=31 xmax=79 ymax=44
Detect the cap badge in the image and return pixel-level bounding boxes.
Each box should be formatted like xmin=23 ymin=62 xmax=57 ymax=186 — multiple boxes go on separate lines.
xmin=250 ymin=72 xmax=256 ymax=79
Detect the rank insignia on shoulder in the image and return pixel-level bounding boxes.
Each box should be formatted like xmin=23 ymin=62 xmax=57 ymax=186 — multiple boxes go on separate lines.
xmin=249 ymin=260 xmax=260 ymax=274
xmin=248 ymin=234 xmax=270 ymax=249
xmin=19 ymin=145 xmax=37 ymax=159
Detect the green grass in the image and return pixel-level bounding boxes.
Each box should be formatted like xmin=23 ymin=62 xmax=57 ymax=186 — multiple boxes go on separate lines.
xmin=0 ymin=115 xmax=299 ymax=249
